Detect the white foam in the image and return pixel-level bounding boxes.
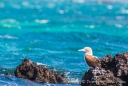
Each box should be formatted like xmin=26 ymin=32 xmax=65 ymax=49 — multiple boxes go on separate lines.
xmin=1 ymin=19 xmax=19 ymax=23
xmin=66 ymin=72 xmax=80 ymax=84
xmin=58 ymin=10 xmax=64 ymax=14
xmin=1 ymin=19 xmax=19 ymax=28
xmin=107 ymin=5 xmax=113 ymax=10
xmin=68 ymin=78 xmax=79 ymax=84
xmin=89 ymin=25 xmax=95 ymax=29
xmin=115 ymin=24 xmax=122 ymax=28
xmin=36 ymin=62 xmax=47 ymax=66
xmin=35 ymin=19 xmax=49 ymax=24
xmin=13 ymin=52 xmax=19 ymax=55
xmin=47 ymin=3 xmax=55 ymax=8
xmin=47 ymin=50 xmax=63 ymax=54
xmin=0 ymin=35 xmax=18 ymax=39
xmin=0 ymin=80 xmax=18 ymax=86
xmin=22 ymin=1 xmax=29 ymax=7
xmin=3 ymin=24 xmax=12 ymax=28
xmin=121 ymin=8 xmax=128 ymax=14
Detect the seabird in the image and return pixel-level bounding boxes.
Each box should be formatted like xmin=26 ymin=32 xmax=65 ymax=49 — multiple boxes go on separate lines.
xmin=78 ymin=47 xmax=101 ymax=68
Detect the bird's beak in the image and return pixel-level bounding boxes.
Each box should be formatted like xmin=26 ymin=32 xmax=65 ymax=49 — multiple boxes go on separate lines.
xmin=78 ymin=48 xmax=85 ymax=52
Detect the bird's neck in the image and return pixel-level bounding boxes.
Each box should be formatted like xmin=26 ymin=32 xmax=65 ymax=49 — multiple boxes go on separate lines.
xmin=85 ymin=52 xmax=93 ymax=56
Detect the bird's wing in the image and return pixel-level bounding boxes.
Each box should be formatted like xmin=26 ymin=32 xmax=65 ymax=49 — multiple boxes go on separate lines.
xmin=93 ymin=56 xmax=101 ymax=61
xmin=94 ymin=56 xmax=101 ymax=66
xmin=94 ymin=56 xmax=98 ymax=59
xmin=85 ymin=55 xmax=101 ymax=67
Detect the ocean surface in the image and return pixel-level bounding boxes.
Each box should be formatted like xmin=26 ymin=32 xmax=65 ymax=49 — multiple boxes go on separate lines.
xmin=0 ymin=0 xmax=128 ymax=85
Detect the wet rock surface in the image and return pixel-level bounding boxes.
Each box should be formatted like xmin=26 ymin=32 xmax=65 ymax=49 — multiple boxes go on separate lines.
xmin=14 ymin=59 xmax=68 ymax=84
xmin=81 ymin=52 xmax=128 ymax=86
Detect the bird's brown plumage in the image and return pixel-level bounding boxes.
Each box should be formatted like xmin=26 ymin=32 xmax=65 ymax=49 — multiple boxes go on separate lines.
xmin=85 ymin=55 xmax=101 ymax=67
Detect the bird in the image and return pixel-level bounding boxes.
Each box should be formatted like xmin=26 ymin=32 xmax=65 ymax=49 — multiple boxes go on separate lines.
xmin=78 ymin=47 xmax=101 ymax=68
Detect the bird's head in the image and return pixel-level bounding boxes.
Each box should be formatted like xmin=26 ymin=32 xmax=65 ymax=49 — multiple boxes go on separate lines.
xmin=78 ymin=47 xmax=93 ymax=55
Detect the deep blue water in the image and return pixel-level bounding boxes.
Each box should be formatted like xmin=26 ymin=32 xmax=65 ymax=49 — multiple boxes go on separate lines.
xmin=0 ymin=0 xmax=128 ymax=85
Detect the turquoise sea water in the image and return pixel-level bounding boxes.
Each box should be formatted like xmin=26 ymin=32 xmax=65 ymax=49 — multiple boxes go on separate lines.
xmin=0 ymin=0 xmax=128 ymax=85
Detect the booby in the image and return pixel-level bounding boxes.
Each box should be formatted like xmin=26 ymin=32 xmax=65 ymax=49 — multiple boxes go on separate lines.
xmin=78 ymin=47 xmax=101 ymax=68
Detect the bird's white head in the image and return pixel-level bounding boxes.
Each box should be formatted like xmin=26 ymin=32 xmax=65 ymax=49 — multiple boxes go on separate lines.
xmin=78 ymin=47 xmax=93 ymax=55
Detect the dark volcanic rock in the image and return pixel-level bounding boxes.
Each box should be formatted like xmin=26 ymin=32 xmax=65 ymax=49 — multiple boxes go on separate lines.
xmin=81 ymin=52 xmax=128 ymax=86
xmin=14 ymin=59 xmax=68 ymax=84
